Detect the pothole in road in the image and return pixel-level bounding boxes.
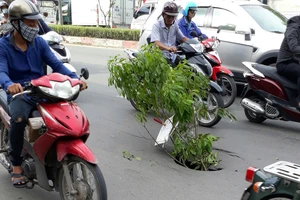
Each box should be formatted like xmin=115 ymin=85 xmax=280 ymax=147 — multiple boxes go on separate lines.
xmin=172 ymin=148 xmax=243 ymax=171
xmin=173 ymin=157 xmax=223 ymax=171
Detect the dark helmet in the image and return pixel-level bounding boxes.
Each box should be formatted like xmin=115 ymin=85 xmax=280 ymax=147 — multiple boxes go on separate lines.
xmin=162 ymin=1 xmax=179 ymax=16
xmin=8 ymin=0 xmax=42 ymax=21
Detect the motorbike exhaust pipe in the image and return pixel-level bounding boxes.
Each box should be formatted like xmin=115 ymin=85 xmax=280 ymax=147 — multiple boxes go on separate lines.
xmin=241 ymin=98 xmax=265 ymax=114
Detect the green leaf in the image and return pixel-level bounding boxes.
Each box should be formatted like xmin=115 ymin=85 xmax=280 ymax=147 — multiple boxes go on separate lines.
xmin=135 ymin=157 xmax=142 ymax=161
xmin=107 ymin=43 xmax=235 ymax=171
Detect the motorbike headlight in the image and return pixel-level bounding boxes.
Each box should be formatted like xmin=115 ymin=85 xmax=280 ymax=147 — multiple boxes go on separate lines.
xmin=189 ymin=63 xmax=205 ymax=75
xmin=190 ymin=43 xmax=204 ymax=53
xmin=39 ymin=80 xmax=80 ymax=100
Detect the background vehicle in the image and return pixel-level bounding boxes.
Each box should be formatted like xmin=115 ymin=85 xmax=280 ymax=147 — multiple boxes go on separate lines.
xmin=200 ymin=34 xmax=237 ymax=107
xmin=259 ymin=0 xmax=300 ymax=19
xmin=138 ymin=0 xmax=287 ymax=85
xmin=41 ymin=31 xmax=76 ymax=74
xmin=241 ymin=161 xmax=300 ymax=200
xmin=241 ymin=61 xmax=300 ymax=124
xmin=125 ymin=38 xmax=225 ymax=127
xmin=131 ymin=0 xmax=162 ymax=30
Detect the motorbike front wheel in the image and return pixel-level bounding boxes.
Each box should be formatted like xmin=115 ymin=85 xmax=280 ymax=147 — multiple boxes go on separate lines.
xmin=216 ymin=74 xmax=237 ymax=108
xmin=0 ymin=122 xmax=11 ymax=172
xmin=59 ymin=156 xmax=107 ymax=200
xmin=196 ymin=92 xmax=224 ymax=127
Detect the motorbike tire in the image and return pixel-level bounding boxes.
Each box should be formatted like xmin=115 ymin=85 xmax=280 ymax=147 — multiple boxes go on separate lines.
xmin=244 ymin=96 xmax=266 ymax=124
xmin=58 ymin=156 xmax=107 ymax=200
xmin=261 ymin=194 xmax=292 ymax=200
xmin=197 ymin=92 xmax=224 ymax=127
xmin=0 ymin=122 xmax=11 ymax=172
xmin=216 ymin=74 xmax=237 ymax=108
xmin=71 ymin=93 xmax=79 ymax=101
xmin=129 ymin=98 xmax=139 ymax=111
xmin=129 ymin=98 xmax=151 ymax=112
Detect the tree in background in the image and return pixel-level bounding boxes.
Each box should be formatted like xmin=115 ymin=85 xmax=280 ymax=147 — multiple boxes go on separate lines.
xmin=98 ymin=0 xmax=116 ymax=27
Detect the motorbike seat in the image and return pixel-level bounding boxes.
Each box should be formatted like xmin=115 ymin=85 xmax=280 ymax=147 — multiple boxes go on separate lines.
xmin=0 ymin=90 xmax=40 ymax=120
xmin=253 ymin=64 xmax=297 ymax=90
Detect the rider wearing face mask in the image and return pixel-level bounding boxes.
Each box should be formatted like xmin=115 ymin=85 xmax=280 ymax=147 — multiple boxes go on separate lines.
xmin=177 ymin=1 xmax=207 ymax=40
xmin=0 ymin=1 xmax=12 ymax=36
xmin=0 ymin=0 xmax=87 ymax=188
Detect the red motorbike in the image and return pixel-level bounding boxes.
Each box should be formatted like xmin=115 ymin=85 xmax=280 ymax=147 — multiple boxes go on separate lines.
xmin=0 ymin=69 xmax=107 ymax=199
xmin=241 ymin=61 xmax=300 ymax=124
xmin=198 ymin=35 xmax=237 ymax=108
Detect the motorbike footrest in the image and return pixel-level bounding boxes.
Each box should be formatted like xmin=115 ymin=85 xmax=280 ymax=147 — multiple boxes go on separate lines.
xmin=264 ymin=161 xmax=300 ymax=183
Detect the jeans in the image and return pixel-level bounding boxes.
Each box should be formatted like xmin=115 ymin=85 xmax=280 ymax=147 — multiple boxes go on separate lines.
xmin=8 ymin=95 xmax=38 ymax=166
xmin=276 ymin=59 xmax=300 ymax=96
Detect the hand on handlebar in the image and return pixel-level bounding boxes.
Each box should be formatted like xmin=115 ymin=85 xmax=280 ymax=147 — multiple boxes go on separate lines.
xmin=7 ymin=83 xmax=23 ymax=95
xmin=168 ymin=46 xmax=177 ymax=53
xmin=80 ymin=80 xmax=88 ymax=91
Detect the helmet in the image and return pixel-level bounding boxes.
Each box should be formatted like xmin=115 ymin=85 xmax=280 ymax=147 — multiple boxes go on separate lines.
xmin=28 ymin=0 xmax=40 ymax=11
xmin=182 ymin=2 xmax=198 ymax=17
xmin=8 ymin=0 xmax=42 ymax=21
xmin=0 ymin=1 xmax=8 ymax=8
xmin=162 ymin=1 xmax=179 ymax=16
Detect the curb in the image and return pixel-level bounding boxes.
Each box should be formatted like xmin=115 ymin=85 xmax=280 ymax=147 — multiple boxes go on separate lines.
xmin=63 ymin=36 xmax=138 ymax=49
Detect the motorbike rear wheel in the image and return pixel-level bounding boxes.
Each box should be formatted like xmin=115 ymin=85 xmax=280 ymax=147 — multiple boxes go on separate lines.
xmin=196 ymin=92 xmax=224 ymax=127
xmin=59 ymin=156 xmax=107 ymax=200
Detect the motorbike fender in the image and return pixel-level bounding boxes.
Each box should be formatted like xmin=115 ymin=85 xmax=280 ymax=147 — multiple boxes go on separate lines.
xmin=240 ymin=170 xmax=269 ymax=200
xmin=211 ymin=65 xmax=234 ymax=81
xmin=56 ymin=139 xmax=97 ymax=164
xmin=241 ymin=185 xmax=252 ymax=200
xmin=241 ymin=85 xmax=257 ymax=99
xmin=209 ymin=80 xmax=223 ymax=93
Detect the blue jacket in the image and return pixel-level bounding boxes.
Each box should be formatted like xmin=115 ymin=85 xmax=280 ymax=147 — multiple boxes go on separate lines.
xmin=177 ymin=17 xmax=207 ymax=39
xmin=0 ymin=34 xmax=78 ymax=92
xmin=38 ymin=19 xmax=52 ymax=35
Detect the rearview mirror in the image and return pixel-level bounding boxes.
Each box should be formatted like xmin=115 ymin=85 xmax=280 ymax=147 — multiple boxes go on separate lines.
xmin=235 ymin=24 xmax=251 ymax=35
xmin=235 ymin=23 xmax=251 ymax=41
xmin=80 ymin=68 xmax=89 ymax=80
xmin=218 ymin=24 xmax=236 ymax=33
xmin=133 ymin=11 xmax=138 ymax=19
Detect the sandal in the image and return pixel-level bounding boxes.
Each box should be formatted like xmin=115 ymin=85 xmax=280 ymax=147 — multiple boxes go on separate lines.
xmin=11 ymin=172 xmax=27 ymax=188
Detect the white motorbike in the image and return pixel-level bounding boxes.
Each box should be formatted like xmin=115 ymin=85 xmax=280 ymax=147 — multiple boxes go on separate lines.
xmin=40 ymin=31 xmax=76 ymax=73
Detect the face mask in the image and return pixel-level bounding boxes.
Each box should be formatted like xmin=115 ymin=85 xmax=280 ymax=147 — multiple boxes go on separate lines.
xmin=18 ymin=20 xmax=39 ymax=42
xmin=2 ymin=9 xmax=8 ymax=14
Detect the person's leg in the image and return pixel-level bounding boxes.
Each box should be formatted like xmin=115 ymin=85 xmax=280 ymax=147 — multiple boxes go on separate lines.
xmin=8 ymin=96 xmax=37 ymax=187
xmin=277 ymin=61 xmax=300 ymax=106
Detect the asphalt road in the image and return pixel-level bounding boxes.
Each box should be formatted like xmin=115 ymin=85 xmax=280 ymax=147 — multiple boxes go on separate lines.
xmin=0 ymin=44 xmax=300 ymax=200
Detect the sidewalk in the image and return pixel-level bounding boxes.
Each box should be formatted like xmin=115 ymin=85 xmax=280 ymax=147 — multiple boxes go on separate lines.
xmin=64 ymin=36 xmax=139 ymax=49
